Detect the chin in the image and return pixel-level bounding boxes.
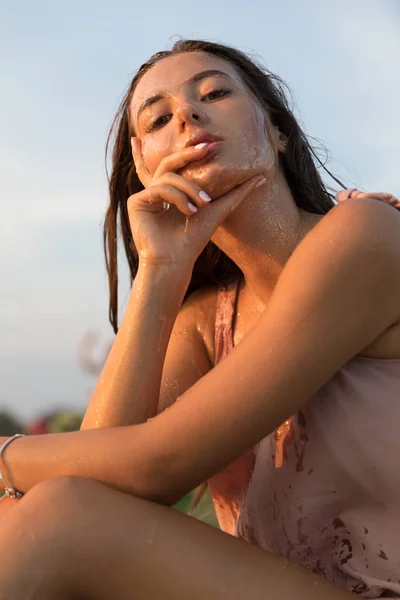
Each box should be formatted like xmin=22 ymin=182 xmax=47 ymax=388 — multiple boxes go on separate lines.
xmin=181 ymin=161 xmax=258 ymax=199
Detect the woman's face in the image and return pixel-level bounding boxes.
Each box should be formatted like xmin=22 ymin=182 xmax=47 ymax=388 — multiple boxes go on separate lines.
xmin=130 ymin=52 xmax=279 ymax=198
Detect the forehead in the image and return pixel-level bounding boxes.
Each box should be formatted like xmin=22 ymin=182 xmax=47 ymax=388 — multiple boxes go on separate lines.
xmin=131 ymin=52 xmax=242 ymax=111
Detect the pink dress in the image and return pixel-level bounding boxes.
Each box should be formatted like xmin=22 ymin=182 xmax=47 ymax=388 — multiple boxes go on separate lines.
xmin=208 ymin=279 xmax=400 ymax=598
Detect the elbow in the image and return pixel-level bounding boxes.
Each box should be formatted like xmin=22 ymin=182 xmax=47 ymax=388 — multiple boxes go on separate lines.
xmin=126 ymin=452 xmax=186 ymax=507
xmin=155 ymin=491 xmax=185 ymax=507
xmin=124 ymin=423 xmax=192 ymax=506
xmin=144 ymin=466 xmax=189 ymax=507
xmin=141 ymin=457 xmax=191 ymax=507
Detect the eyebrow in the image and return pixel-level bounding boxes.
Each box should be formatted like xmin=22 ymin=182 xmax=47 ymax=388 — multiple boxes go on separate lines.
xmin=136 ymin=69 xmax=232 ymax=123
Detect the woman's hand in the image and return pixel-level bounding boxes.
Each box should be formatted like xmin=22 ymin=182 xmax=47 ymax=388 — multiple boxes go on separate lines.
xmin=129 ymin=138 xmax=265 ymax=269
xmin=336 ymin=188 xmax=400 ymax=209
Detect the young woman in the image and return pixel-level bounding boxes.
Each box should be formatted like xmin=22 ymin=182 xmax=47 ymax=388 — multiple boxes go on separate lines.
xmin=1 ymin=39 xmax=399 ymax=599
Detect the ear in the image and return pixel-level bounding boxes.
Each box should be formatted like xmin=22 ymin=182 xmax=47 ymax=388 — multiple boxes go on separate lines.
xmin=266 ymin=121 xmax=288 ymax=154
xmin=276 ymin=129 xmax=289 ymax=153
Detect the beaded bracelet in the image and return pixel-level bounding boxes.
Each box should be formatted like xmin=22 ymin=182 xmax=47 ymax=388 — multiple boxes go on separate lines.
xmin=0 ymin=434 xmax=25 ymax=499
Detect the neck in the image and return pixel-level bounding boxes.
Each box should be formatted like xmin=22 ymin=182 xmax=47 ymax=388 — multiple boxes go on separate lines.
xmin=211 ymin=170 xmax=320 ymax=307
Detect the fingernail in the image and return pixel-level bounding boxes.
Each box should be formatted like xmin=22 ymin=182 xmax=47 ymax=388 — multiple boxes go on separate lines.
xmin=199 ymin=191 xmax=211 ymax=202
xmin=194 ymin=142 xmax=208 ymax=150
xmin=255 ymin=177 xmax=267 ymax=188
xmin=188 ymin=202 xmax=198 ymax=213
xmin=131 ymin=137 xmax=138 ymax=152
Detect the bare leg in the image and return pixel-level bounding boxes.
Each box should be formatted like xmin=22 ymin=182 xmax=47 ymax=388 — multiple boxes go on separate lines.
xmin=0 ymin=476 xmax=354 ymax=600
xmin=0 ymin=495 xmax=20 ymax=524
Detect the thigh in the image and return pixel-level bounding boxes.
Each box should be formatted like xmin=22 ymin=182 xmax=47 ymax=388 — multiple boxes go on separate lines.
xmin=0 ymin=476 xmax=354 ymax=600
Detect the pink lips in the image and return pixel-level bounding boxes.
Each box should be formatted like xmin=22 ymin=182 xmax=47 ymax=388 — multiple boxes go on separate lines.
xmin=188 ymin=140 xmax=223 ymax=167
xmin=181 ymin=133 xmax=224 ymax=170
xmin=184 ymin=130 xmax=224 ymax=149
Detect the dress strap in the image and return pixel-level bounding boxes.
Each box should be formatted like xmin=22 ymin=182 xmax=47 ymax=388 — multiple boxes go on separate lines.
xmin=214 ymin=278 xmax=241 ymax=365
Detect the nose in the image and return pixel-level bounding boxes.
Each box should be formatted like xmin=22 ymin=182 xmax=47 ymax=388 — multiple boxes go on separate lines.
xmin=175 ymin=101 xmax=207 ymax=128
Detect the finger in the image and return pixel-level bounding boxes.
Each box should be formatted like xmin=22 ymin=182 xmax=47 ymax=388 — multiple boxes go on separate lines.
xmin=199 ymin=175 xmax=267 ymax=236
xmin=128 ymin=184 xmax=198 ymax=216
xmin=336 ymin=189 xmax=358 ymax=202
xmin=131 ymin=137 xmax=152 ymax=188
xmin=356 ymin=192 xmax=397 ymax=199
xmin=153 ymin=143 xmax=210 ymax=179
xmin=159 ymin=172 xmax=212 ymax=208
xmin=336 ymin=188 xmax=399 ymax=203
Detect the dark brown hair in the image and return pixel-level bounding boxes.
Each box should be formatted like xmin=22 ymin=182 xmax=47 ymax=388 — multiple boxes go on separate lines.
xmin=104 ymin=39 xmax=345 ymax=514
xmin=104 ymin=39 xmax=343 ymax=335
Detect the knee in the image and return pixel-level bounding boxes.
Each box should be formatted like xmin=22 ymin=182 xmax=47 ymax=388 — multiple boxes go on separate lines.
xmin=29 ymin=475 xmax=102 ymax=502
xmin=4 ymin=477 xmax=119 ymax=550
xmin=20 ymin=476 xmax=103 ymax=526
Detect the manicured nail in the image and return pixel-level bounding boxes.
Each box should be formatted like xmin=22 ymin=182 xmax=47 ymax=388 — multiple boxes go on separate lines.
xmin=255 ymin=177 xmax=267 ymax=188
xmin=199 ymin=191 xmax=211 ymax=202
xmin=194 ymin=142 xmax=208 ymax=150
xmin=188 ymin=202 xmax=198 ymax=213
xmin=131 ymin=137 xmax=138 ymax=152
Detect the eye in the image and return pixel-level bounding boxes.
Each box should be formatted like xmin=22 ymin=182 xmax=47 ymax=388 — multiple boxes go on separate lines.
xmin=201 ymin=88 xmax=232 ymax=101
xmin=146 ymin=114 xmax=171 ymax=134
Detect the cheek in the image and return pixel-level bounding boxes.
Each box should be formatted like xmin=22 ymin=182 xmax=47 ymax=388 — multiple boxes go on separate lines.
xmin=233 ymin=105 xmax=275 ymax=171
xmin=141 ymin=134 xmax=172 ymax=175
xmin=142 ymin=136 xmax=163 ymax=174
xmin=142 ymin=139 xmax=166 ymax=175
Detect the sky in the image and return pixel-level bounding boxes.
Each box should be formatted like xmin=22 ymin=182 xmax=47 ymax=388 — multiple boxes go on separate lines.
xmin=1 ymin=0 xmax=399 ymax=421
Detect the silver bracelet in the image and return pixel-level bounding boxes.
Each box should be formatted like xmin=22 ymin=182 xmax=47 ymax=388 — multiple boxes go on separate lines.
xmin=0 ymin=434 xmax=25 ymax=499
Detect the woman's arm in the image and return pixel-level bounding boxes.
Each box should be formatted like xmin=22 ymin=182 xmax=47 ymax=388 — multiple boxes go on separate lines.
xmin=81 ymin=263 xmax=190 ymax=429
xmin=0 ymin=285 xmax=214 ymax=501
xmin=157 ymin=286 xmax=214 ymax=415
xmin=3 ymin=198 xmax=400 ymax=505
xmin=153 ymin=197 xmax=400 ymax=502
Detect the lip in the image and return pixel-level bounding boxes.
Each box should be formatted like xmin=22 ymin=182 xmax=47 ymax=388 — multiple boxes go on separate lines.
xmin=204 ymin=140 xmax=224 ymax=157
xmin=184 ymin=130 xmax=224 ymax=148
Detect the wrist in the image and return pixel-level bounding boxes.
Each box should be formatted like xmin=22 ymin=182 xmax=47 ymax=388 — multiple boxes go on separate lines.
xmin=0 ymin=438 xmax=4 ymax=491
xmin=125 ymin=263 xmax=192 ymax=322
xmin=137 ymin=262 xmax=192 ymax=292
xmin=0 ymin=434 xmax=26 ymax=496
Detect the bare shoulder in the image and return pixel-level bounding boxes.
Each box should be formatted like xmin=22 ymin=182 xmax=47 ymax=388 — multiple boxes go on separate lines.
xmin=308 ymin=198 xmax=400 ymax=359
xmin=158 ymin=284 xmax=219 ymax=415
xmin=305 ymin=196 xmax=400 ymax=256
xmin=180 ymin=284 xmax=219 ymax=365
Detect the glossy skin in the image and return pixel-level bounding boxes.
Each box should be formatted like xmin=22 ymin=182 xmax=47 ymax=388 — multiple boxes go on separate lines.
xmin=1 ymin=194 xmax=400 ymax=600
xmin=128 ymin=138 xmax=265 ymax=268
xmin=127 ymin=52 xmax=280 ymax=272
xmin=131 ymin=52 xmax=274 ymax=199
xmin=0 ymin=50 xmax=399 ymax=599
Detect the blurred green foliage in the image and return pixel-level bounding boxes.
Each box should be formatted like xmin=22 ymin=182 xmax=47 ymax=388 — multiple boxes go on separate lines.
xmin=173 ymin=486 xmax=219 ymax=528
xmin=47 ymin=412 xmax=84 ymax=433
xmin=0 ymin=412 xmax=23 ymax=436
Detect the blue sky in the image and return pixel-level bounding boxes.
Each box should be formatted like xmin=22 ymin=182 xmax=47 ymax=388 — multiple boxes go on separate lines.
xmin=1 ymin=0 xmax=399 ymax=419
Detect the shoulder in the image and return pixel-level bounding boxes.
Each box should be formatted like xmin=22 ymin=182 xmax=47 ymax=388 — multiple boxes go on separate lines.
xmin=181 ymin=284 xmax=219 ymax=322
xmin=264 ymin=197 xmax=400 ymax=362
xmin=179 ymin=284 xmax=220 ymax=364
xmin=291 ymin=198 xmax=400 ymax=300
xmin=294 ymin=199 xmax=400 ymax=358
xmin=307 ymin=197 xmax=400 ymax=259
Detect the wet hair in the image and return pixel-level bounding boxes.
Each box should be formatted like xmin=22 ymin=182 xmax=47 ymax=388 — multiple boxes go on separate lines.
xmin=104 ymin=38 xmax=344 ymax=335
xmin=104 ymin=39 xmax=346 ymax=514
